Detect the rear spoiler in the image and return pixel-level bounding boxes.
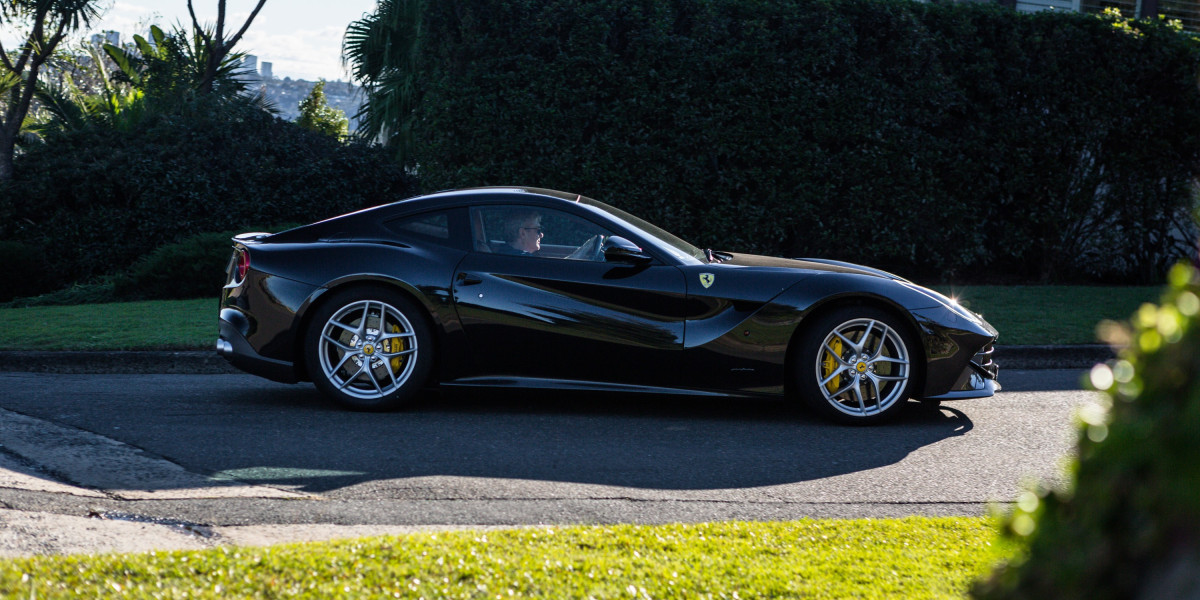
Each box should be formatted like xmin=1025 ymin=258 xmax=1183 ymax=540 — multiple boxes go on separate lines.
xmin=232 ymin=232 xmax=272 ymax=244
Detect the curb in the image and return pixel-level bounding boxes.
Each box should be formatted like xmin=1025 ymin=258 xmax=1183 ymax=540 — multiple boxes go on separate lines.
xmin=0 ymin=345 xmax=1118 ymax=375
xmin=994 ymin=345 xmax=1116 ymax=370
xmin=0 ymin=351 xmax=239 ymax=375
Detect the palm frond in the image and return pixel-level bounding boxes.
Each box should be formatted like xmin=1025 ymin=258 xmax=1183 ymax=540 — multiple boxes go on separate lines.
xmin=103 ymin=40 xmax=143 ymax=88
xmin=30 ymin=75 xmax=93 ymax=134
xmin=342 ymin=0 xmax=425 ymax=164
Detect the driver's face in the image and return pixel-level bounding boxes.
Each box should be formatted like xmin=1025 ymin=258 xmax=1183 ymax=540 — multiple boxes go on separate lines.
xmin=516 ymin=219 xmax=543 ymax=253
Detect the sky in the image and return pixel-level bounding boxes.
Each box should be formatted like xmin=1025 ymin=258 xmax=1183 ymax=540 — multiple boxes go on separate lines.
xmin=18 ymin=0 xmax=381 ymax=82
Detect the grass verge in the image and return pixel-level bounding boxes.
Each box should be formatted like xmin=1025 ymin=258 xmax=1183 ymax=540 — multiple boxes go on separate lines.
xmin=0 ymin=518 xmax=1017 ymax=599
xmin=0 ymin=286 xmax=1160 ymax=350
xmin=0 ymin=299 xmax=214 ymax=351
xmin=933 ymin=285 xmax=1159 ymax=345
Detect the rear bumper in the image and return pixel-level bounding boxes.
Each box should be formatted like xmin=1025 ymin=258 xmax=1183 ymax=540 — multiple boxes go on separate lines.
xmin=217 ymin=309 xmax=299 ymax=383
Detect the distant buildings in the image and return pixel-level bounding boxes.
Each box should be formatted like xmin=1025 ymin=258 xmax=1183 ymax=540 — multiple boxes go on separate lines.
xmin=237 ymin=54 xmax=363 ymax=128
xmin=89 ymin=30 xmax=121 ymax=47
xmin=241 ymin=54 xmax=259 ymax=79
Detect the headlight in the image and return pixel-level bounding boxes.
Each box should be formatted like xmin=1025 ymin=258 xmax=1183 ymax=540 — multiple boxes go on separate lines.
xmin=905 ymin=284 xmax=985 ymax=326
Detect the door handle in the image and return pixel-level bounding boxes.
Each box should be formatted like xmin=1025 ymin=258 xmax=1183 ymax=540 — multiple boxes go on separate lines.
xmin=457 ymin=272 xmax=483 ymax=286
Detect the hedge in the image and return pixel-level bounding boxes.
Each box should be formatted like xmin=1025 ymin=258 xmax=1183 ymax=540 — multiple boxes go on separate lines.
xmin=0 ymin=100 xmax=417 ymax=301
xmin=410 ymin=0 xmax=1200 ymax=283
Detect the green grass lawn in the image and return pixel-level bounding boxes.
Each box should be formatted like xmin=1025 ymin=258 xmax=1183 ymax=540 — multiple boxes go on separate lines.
xmin=0 ymin=299 xmax=215 ymax=351
xmin=0 ymin=518 xmax=1017 ymax=599
xmin=0 ymin=286 xmax=1161 ymax=350
xmin=933 ymin=285 xmax=1160 ymax=345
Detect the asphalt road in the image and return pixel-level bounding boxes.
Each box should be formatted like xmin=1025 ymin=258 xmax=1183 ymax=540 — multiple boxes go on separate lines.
xmin=0 ymin=369 xmax=1095 ymax=533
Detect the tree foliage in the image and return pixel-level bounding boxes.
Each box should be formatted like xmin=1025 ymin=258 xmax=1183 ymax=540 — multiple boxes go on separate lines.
xmin=393 ymin=0 xmax=1200 ymax=283
xmin=104 ymin=24 xmax=260 ymax=109
xmin=342 ymin=0 xmax=424 ymax=164
xmin=0 ymin=0 xmax=102 ymax=181
xmin=0 ymin=100 xmax=417 ymax=300
xmin=297 ymin=80 xmax=349 ymax=138
xmin=186 ymin=0 xmax=267 ymax=95
xmin=27 ymin=24 xmax=272 ymax=141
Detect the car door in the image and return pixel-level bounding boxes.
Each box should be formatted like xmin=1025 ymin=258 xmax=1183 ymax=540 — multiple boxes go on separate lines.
xmin=451 ymin=204 xmax=690 ymax=387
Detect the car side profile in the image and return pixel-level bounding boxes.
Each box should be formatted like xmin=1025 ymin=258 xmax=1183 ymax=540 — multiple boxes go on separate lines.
xmin=217 ymin=187 xmax=999 ymax=423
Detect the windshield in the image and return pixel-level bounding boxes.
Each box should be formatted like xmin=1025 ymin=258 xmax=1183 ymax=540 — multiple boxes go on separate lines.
xmin=579 ymin=196 xmax=707 ymax=264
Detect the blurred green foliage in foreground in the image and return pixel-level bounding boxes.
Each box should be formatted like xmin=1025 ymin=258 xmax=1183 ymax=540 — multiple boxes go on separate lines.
xmin=976 ymin=265 xmax=1200 ymax=598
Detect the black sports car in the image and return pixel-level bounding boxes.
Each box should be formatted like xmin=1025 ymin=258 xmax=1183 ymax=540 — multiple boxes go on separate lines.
xmin=218 ymin=187 xmax=999 ymax=423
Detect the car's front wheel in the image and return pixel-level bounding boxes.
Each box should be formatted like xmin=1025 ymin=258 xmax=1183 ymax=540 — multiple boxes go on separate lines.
xmin=795 ymin=306 xmax=917 ymax=424
xmin=304 ymin=287 xmax=433 ymax=410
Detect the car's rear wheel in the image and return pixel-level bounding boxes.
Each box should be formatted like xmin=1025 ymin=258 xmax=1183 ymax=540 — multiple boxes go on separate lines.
xmin=305 ymin=287 xmax=433 ymax=410
xmin=795 ymin=306 xmax=917 ymax=424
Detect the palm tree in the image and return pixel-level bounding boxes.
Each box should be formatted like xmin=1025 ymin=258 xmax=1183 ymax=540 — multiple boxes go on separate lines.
xmin=27 ymin=42 xmax=145 ymax=138
xmin=30 ymin=24 xmax=276 ymax=139
xmin=186 ymin=0 xmax=268 ymax=95
xmin=342 ymin=0 xmax=424 ymax=166
xmin=105 ymin=24 xmax=261 ymax=108
xmin=0 ymin=0 xmax=103 ymax=181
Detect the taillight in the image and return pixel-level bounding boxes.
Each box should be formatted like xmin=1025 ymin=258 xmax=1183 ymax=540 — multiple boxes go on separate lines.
xmin=235 ymin=249 xmax=250 ymax=282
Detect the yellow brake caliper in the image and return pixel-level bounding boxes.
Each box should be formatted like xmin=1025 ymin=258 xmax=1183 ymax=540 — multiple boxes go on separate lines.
xmin=823 ymin=337 xmax=843 ymax=393
xmin=384 ymin=324 xmax=407 ymax=372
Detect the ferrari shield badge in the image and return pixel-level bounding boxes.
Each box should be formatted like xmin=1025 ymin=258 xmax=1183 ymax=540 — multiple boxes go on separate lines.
xmin=699 ymin=273 xmax=715 ymax=289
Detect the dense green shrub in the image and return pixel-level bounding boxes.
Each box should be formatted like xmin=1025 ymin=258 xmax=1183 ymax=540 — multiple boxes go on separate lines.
xmin=410 ymin=0 xmax=1200 ymax=283
xmin=0 ymin=282 xmax=118 ymax=308
xmin=1 ymin=99 xmax=417 ymax=297
xmin=111 ymin=231 xmax=232 ymax=300
xmin=974 ymin=263 xmax=1200 ymax=598
xmin=0 ymin=241 xmax=49 ymax=302
xmin=111 ymin=225 xmax=298 ymax=301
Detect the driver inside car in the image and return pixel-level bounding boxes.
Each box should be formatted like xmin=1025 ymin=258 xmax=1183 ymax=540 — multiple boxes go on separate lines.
xmin=496 ymin=211 xmax=544 ymax=255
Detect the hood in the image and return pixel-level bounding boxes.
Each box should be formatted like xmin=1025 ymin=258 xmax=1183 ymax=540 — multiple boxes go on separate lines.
xmin=719 ymin=253 xmax=909 ymax=282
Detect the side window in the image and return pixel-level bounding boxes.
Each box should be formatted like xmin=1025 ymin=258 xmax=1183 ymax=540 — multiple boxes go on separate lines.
xmin=385 ymin=210 xmax=451 ymax=242
xmin=472 ymin=205 xmax=612 ymax=260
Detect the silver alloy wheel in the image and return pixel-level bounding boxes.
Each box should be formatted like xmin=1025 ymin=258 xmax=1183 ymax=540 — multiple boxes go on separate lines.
xmin=814 ymin=317 xmax=911 ymax=417
xmin=317 ymin=300 xmax=419 ymax=400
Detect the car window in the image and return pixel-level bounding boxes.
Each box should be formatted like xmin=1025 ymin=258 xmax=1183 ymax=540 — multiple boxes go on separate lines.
xmin=471 ymin=205 xmax=611 ymax=260
xmin=579 ymin=196 xmax=706 ymax=264
xmin=385 ymin=210 xmax=451 ymax=241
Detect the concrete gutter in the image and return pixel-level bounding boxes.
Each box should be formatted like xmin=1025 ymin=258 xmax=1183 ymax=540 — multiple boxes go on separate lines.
xmin=995 ymin=345 xmax=1117 ymax=370
xmin=0 ymin=345 xmax=1117 ymax=374
xmin=0 ymin=351 xmax=239 ymax=375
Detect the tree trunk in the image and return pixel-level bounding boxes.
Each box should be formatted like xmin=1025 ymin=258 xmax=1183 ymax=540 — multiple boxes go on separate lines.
xmin=0 ymin=133 xmax=14 ymax=182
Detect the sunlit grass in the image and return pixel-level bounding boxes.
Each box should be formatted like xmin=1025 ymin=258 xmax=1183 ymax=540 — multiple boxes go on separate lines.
xmin=0 ymin=518 xmax=1018 ymax=599
xmin=933 ymin=285 xmax=1158 ymax=345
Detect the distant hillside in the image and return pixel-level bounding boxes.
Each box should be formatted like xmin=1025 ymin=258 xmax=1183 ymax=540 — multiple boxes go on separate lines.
xmin=251 ymin=77 xmax=364 ymax=129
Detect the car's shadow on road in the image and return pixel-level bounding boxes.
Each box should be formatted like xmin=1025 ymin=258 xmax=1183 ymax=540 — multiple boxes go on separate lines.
xmin=207 ymin=384 xmax=973 ymax=494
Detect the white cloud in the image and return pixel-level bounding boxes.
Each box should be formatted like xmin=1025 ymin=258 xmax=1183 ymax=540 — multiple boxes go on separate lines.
xmin=241 ymin=25 xmax=350 ymax=82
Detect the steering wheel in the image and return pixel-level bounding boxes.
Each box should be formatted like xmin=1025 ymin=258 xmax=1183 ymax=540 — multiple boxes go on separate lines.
xmin=566 ymin=234 xmax=605 ymax=261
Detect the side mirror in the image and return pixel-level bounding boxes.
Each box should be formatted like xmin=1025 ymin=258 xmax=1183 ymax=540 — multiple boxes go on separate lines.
xmin=602 ymin=236 xmax=652 ymax=265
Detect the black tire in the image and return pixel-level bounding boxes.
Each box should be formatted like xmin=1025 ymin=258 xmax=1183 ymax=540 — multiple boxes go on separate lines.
xmin=304 ymin=286 xmax=433 ymax=410
xmin=794 ymin=305 xmax=919 ymax=424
